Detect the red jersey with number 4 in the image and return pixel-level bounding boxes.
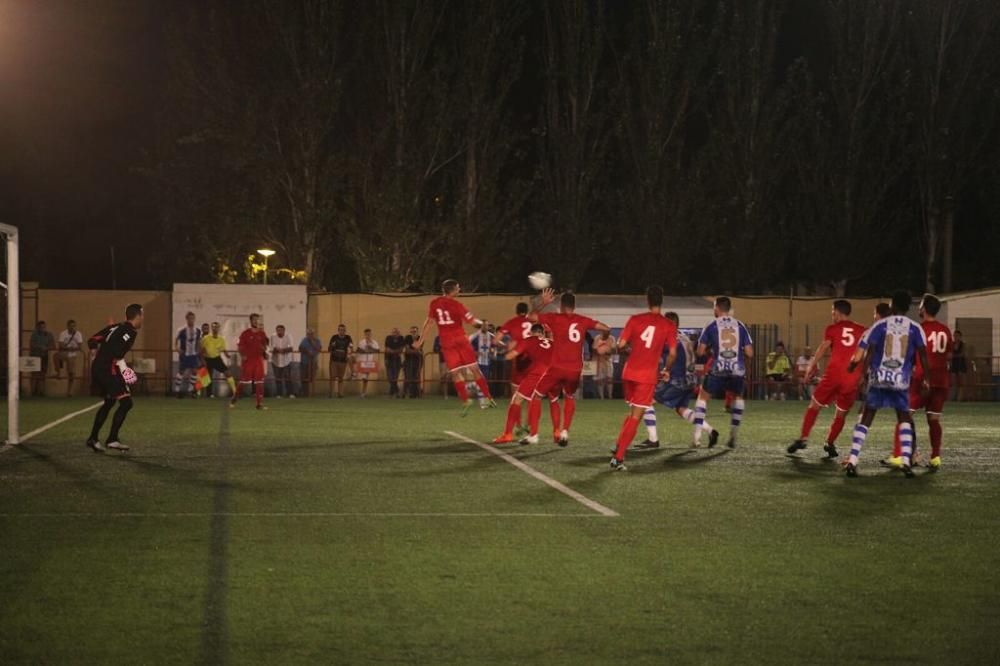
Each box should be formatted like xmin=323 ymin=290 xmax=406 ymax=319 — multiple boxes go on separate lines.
xmin=516 ymin=335 xmax=553 ymax=375
xmin=428 ymin=296 xmax=476 ymax=343
xmin=823 ymin=320 xmax=867 ymax=379
xmin=620 ymin=312 xmax=677 ymax=384
xmin=238 ymin=328 xmax=269 ymax=361
xmin=914 ymin=320 xmax=952 ymax=388
xmin=499 ymin=315 xmax=533 ymax=343
xmin=537 ymin=312 xmax=599 ymax=372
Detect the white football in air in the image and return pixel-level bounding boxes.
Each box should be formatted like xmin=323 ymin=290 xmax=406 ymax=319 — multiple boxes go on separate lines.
xmin=528 ymin=272 xmax=552 ymax=290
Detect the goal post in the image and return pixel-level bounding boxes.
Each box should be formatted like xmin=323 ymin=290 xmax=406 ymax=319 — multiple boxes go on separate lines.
xmin=1 ymin=223 xmax=19 ymax=445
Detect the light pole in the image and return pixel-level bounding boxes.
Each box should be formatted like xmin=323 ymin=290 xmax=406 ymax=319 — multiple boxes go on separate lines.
xmin=256 ymin=248 xmax=275 ymax=284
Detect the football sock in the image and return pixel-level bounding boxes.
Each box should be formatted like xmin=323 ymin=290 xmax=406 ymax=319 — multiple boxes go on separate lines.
xmin=724 ymin=392 xmax=734 ymax=410
xmin=643 ymin=408 xmax=658 ymax=442
xmin=614 ymin=415 xmax=641 ymax=461
xmin=453 ymin=379 xmax=469 ymax=402
xmin=899 ymin=422 xmax=914 ymax=466
xmin=527 ymin=399 xmax=542 ymax=436
xmin=254 ymin=381 xmax=263 ymax=407
xmin=848 ymin=424 xmax=869 ymax=466
xmin=893 ymin=422 xmax=902 ymax=458
xmin=679 ymin=408 xmax=714 ymax=434
xmin=929 ymin=419 xmax=942 ymax=458
xmin=549 ymin=399 xmax=561 ymax=432
xmin=693 ymin=399 xmax=707 ymax=442
xmin=827 ymin=409 xmax=847 ymax=444
xmin=107 ymin=397 xmax=133 ymax=442
xmin=237 ymin=380 xmax=252 ymax=400
xmin=474 ymin=376 xmax=492 ymax=400
xmin=504 ymin=402 xmax=520 ymax=435
xmin=563 ymin=397 xmax=576 ymax=431
xmin=89 ymin=397 xmax=115 ymax=440
xmin=730 ymin=398 xmax=745 ymax=440
xmin=173 ymin=373 xmax=183 ymax=393
xmin=800 ymin=405 xmax=820 ymax=440
xmin=226 ymin=376 xmax=237 ymax=395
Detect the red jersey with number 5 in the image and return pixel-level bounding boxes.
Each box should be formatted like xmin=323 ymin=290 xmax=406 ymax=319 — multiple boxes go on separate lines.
xmin=537 ymin=312 xmax=599 ymax=372
xmin=499 ymin=315 xmax=533 ymax=343
xmin=823 ymin=320 xmax=867 ymax=379
xmin=620 ymin=312 xmax=677 ymax=384
xmin=914 ymin=320 xmax=952 ymax=388
xmin=428 ymin=296 xmax=476 ymax=343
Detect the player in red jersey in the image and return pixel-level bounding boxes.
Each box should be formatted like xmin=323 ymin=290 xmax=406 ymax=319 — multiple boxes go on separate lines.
xmin=497 ymin=302 xmax=533 ymax=433
xmin=610 ymin=286 xmax=677 ymax=471
xmin=418 ymin=279 xmax=495 ymax=415
xmin=886 ymin=293 xmax=952 ymax=470
xmin=231 ymin=313 xmax=270 ymax=410
xmin=787 ymin=300 xmax=867 ymax=459
xmin=493 ymin=323 xmax=553 ymax=445
xmin=532 ymin=289 xmax=610 ymax=446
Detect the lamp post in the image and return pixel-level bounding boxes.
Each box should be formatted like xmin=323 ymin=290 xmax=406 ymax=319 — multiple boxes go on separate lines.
xmin=257 ymin=248 xmax=275 ymax=284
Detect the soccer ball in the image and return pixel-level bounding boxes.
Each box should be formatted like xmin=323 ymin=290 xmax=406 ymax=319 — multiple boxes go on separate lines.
xmin=528 ymin=272 xmax=552 ymax=290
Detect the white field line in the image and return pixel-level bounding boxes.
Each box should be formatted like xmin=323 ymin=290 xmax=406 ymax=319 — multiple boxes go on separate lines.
xmin=0 ymin=512 xmax=605 ymax=519
xmin=445 ymin=430 xmax=619 ymax=518
xmin=0 ymin=401 xmax=103 ymax=453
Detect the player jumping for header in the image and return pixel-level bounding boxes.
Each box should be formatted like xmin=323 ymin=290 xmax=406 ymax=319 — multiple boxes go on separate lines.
xmin=844 ymin=290 xmax=930 ymax=478
xmin=86 ymin=303 xmax=144 ymax=453
xmin=418 ymin=279 xmax=496 ymax=416
xmin=497 ymin=302 xmax=533 ymax=435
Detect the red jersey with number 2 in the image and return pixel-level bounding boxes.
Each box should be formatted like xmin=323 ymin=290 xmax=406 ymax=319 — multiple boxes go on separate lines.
xmin=499 ymin=315 xmax=533 ymax=343
xmin=620 ymin=313 xmax=677 ymax=384
xmin=914 ymin=320 xmax=952 ymax=388
xmin=428 ymin=296 xmax=476 ymax=343
xmin=537 ymin=312 xmax=599 ymax=372
xmin=823 ymin=320 xmax=867 ymax=379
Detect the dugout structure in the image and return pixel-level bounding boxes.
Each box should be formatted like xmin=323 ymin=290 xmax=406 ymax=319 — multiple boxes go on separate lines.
xmin=1 ymin=223 xmax=19 ymax=444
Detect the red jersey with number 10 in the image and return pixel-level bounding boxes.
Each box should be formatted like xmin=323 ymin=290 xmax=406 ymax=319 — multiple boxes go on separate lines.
xmin=620 ymin=312 xmax=677 ymax=384
xmin=914 ymin=320 xmax=952 ymax=388
xmin=538 ymin=312 xmax=599 ymax=372
xmin=428 ymin=296 xmax=476 ymax=343
xmin=823 ymin=320 xmax=867 ymax=379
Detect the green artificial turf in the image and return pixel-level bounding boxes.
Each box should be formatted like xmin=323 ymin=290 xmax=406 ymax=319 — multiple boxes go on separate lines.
xmin=1 ymin=396 xmax=998 ymax=664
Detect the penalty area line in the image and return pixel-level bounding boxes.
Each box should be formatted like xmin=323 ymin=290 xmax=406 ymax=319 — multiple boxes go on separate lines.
xmin=444 ymin=430 xmax=619 ymax=518
xmin=0 ymin=401 xmax=103 ymax=453
xmin=0 ymin=512 xmax=606 ymax=519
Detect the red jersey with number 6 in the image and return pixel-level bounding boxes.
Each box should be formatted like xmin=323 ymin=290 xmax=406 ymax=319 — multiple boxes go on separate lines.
xmin=620 ymin=313 xmax=677 ymax=384
xmin=823 ymin=320 xmax=867 ymax=380
xmin=428 ymin=296 xmax=476 ymax=342
xmin=914 ymin=320 xmax=952 ymax=388
xmin=537 ymin=312 xmax=599 ymax=372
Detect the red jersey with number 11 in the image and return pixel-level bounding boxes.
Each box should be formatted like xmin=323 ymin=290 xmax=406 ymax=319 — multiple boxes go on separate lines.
xmin=428 ymin=296 xmax=476 ymax=343
xmin=823 ymin=320 xmax=867 ymax=379
xmin=538 ymin=312 xmax=599 ymax=372
xmin=620 ymin=312 xmax=677 ymax=384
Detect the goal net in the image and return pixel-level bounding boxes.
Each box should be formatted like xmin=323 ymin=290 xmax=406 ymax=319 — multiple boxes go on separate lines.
xmin=1 ymin=223 xmax=19 ymax=445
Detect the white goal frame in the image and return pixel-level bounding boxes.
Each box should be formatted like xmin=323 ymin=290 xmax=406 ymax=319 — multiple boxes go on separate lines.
xmin=1 ymin=223 xmax=19 ymax=445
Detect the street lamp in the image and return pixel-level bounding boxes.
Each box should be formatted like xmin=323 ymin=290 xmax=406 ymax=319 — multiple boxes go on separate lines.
xmin=256 ymin=248 xmax=275 ymax=284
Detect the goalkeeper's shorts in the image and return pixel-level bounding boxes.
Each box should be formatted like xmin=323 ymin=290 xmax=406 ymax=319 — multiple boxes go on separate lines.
xmin=92 ymin=370 xmax=129 ymax=399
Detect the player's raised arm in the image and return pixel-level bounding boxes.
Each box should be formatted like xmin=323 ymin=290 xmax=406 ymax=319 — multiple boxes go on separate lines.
xmin=528 ymin=288 xmax=556 ymax=322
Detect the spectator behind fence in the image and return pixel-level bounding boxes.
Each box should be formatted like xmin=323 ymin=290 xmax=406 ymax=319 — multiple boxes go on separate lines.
xmin=174 ymin=312 xmax=203 ymax=398
xmin=298 ymin=329 xmax=322 ymax=397
xmin=29 ymin=320 xmax=55 ymax=397
xmin=404 ymin=326 xmax=423 ymax=398
xmin=950 ymin=330 xmax=968 ymax=402
xmin=592 ymin=329 xmax=616 ymax=399
xmin=766 ymin=341 xmax=792 ymax=400
xmin=796 ymin=346 xmax=815 ymax=400
xmin=270 ymin=324 xmax=295 ymax=398
xmin=55 ymin=319 xmax=84 ymax=397
xmin=328 ymin=324 xmax=354 ymax=398
xmin=384 ymin=327 xmax=405 ymax=398
xmin=356 ymin=328 xmax=380 ymax=398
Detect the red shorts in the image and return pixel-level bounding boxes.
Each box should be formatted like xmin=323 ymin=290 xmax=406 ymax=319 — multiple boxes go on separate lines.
xmin=910 ymin=385 xmax=947 ymax=414
xmin=812 ymin=373 xmax=860 ymax=411
xmin=510 ymin=358 xmax=529 ymax=387
xmin=516 ymin=370 xmax=549 ymax=399
xmin=535 ymin=366 xmax=581 ymax=399
xmin=241 ymin=359 xmax=265 ymax=383
xmin=440 ymin=336 xmax=477 ymax=372
xmin=623 ymin=380 xmax=655 ymax=409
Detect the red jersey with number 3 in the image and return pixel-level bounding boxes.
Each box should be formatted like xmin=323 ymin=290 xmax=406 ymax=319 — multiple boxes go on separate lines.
xmin=620 ymin=312 xmax=677 ymax=384
xmin=499 ymin=315 xmax=533 ymax=343
xmin=823 ymin=320 xmax=867 ymax=379
xmin=516 ymin=335 xmax=553 ymax=375
xmin=428 ymin=296 xmax=476 ymax=343
xmin=537 ymin=312 xmax=599 ymax=372
xmin=914 ymin=320 xmax=952 ymax=388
